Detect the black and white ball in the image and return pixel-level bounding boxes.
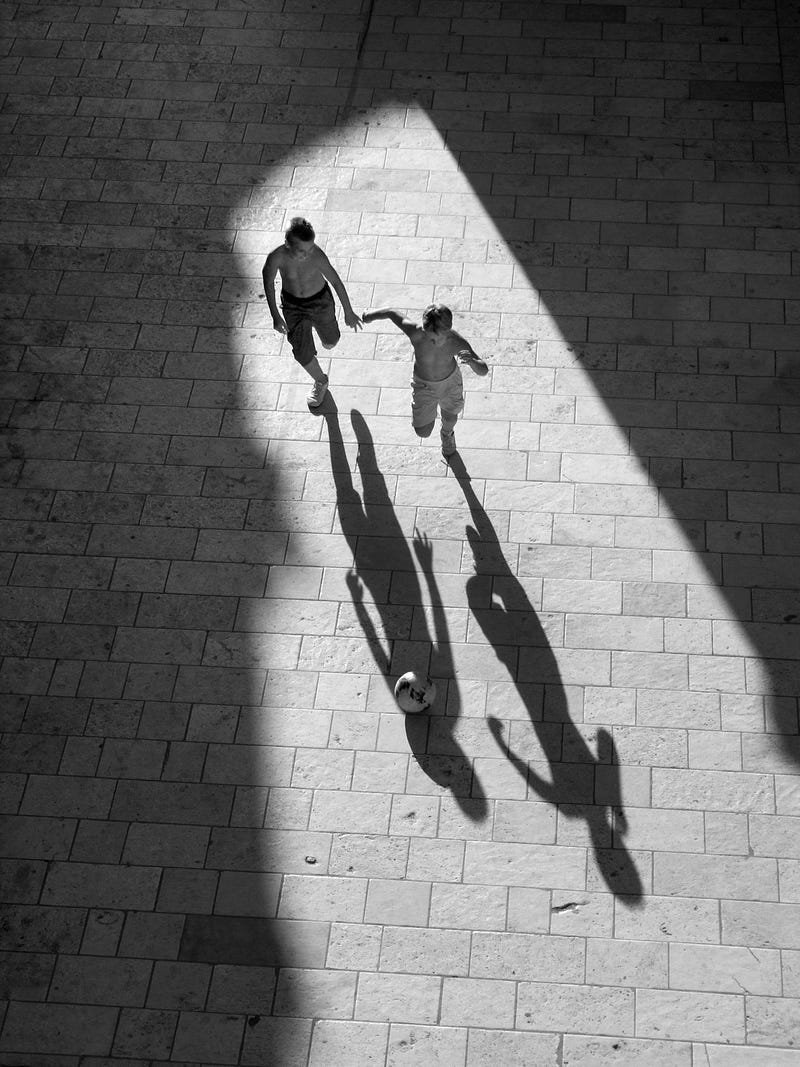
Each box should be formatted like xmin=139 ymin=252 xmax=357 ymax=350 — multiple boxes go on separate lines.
xmin=394 ymin=670 xmax=436 ymax=713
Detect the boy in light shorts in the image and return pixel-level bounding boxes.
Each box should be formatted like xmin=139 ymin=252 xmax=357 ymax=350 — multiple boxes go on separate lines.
xmin=361 ymin=303 xmax=488 ymax=456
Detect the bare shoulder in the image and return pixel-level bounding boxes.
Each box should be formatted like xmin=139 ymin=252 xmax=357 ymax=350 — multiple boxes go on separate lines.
xmin=264 ymin=245 xmax=287 ymax=268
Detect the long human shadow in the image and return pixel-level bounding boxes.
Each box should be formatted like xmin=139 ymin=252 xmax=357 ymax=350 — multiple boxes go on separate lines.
xmin=341 ymin=3 xmax=800 ymax=770
xmin=321 ymin=400 xmax=487 ymax=819
xmin=447 ymin=454 xmax=643 ymax=903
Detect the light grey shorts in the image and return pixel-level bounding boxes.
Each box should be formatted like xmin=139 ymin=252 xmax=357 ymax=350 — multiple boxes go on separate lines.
xmin=411 ymin=365 xmax=465 ymax=427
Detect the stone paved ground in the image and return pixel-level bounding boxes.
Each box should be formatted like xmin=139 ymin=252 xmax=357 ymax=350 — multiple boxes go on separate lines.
xmin=1 ymin=0 xmax=799 ymax=1064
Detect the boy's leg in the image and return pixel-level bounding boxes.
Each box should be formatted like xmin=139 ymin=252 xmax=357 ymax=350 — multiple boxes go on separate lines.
xmin=311 ymin=286 xmax=341 ymax=351
xmin=411 ymin=374 xmax=438 ymax=440
xmin=440 ymin=408 xmax=459 ymax=434
xmin=282 ymin=301 xmax=329 ymax=405
xmin=304 ymin=355 xmax=328 ymax=383
xmin=283 ymin=304 xmax=317 ymax=370
xmin=440 ymin=411 xmax=458 ymax=456
xmin=439 ymin=370 xmax=464 ymax=455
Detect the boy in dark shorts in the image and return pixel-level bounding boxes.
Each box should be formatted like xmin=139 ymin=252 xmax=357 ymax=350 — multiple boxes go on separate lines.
xmin=361 ymin=303 xmax=488 ymax=456
xmin=262 ymin=217 xmax=362 ymax=407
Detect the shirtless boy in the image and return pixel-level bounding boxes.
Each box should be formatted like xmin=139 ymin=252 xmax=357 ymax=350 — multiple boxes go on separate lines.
xmin=361 ymin=303 xmax=488 ymax=456
xmin=262 ymin=217 xmax=362 ymax=407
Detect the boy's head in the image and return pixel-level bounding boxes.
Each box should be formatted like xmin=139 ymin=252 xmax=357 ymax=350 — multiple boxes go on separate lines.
xmin=421 ymin=303 xmax=453 ymax=332
xmin=285 ymin=216 xmax=316 ymax=259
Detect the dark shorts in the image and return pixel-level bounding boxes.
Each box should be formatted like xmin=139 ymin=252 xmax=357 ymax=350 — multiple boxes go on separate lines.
xmin=280 ymin=284 xmax=340 ymax=366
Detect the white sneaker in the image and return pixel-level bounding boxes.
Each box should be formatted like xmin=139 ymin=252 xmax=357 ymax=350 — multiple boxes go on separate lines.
xmin=307 ymin=376 xmax=328 ymax=407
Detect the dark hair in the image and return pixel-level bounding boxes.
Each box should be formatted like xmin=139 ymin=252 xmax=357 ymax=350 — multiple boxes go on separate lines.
xmin=422 ymin=303 xmax=453 ymax=331
xmin=285 ymin=216 xmax=315 ymax=243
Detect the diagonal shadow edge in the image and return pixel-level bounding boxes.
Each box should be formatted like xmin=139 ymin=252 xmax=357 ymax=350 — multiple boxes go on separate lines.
xmin=333 ymin=0 xmax=800 ymax=771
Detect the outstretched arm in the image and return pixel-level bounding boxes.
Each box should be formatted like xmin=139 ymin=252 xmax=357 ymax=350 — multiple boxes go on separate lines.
xmin=317 ymin=250 xmax=362 ymax=330
xmin=362 ymin=307 xmax=418 ymax=338
xmin=413 ymin=528 xmax=450 ymax=668
xmin=345 ymin=569 xmax=391 ymax=676
xmin=454 ymin=332 xmax=489 ymax=376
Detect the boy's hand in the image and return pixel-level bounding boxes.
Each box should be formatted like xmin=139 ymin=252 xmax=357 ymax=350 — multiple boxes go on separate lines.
xmin=345 ymin=567 xmax=364 ymax=603
xmin=361 ymin=309 xmax=374 ymax=323
xmin=272 ymin=315 xmax=287 ymax=335
xmin=344 ymin=309 xmax=363 ymax=330
xmin=412 ymin=526 xmax=433 ymax=570
xmin=458 ymin=351 xmax=489 ymax=376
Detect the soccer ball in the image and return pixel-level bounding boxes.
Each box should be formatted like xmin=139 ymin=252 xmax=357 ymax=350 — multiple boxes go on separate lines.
xmin=394 ymin=670 xmax=437 ymax=713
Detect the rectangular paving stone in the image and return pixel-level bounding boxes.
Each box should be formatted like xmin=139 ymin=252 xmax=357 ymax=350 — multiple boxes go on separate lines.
xmin=722 ymin=901 xmax=800 ymax=950
xmin=379 ymin=926 xmax=470 ymax=977
xmin=0 ymin=904 xmax=86 ymax=954
xmin=669 ymin=943 xmax=782 ymax=996
xmin=273 ymin=966 xmax=357 ymax=1020
xmin=464 ymin=841 xmax=588 ymax=890
xmin=49 ymin=954 xmax=152 ymax=1007
xmin=636 ymin=988 xmax=745 ymax=1043
xmin=470 ymin=931 xmax=584 ymax=983
xmin=328 ymin=834 xmax=409 ymax=880
xmin=0 ymin=733 xmax=65 ymax=775
xmin=122 ymin=823 xmax=209 ymax=868
xmin=131 ymin=588 xmax=236 ymax=627
xmin=180 ymin=915 xmax=329 ymax=968
xmin=517 ymin=981 xmax=634 ymax=1036
xmin=111 ymin=625 xmax=207 ymax=665
xmin=615 ymin=895 xmax=720 ymax=944
xmin=87 ymin=524 xmax=197 ymax=559
xmin=173 ymin=665 xmax=265 ymax=704
xmin=111 ymin=781 xmax=233 ymax=826
xmin=0 ymin=587 xmax=70 ymax=621
xmin=355 ymin=972 xmax=441 ymax=1025
xmin=651 ymin=768 xmax=775 ymax=813
xmin=585 ymin=937 xmax=668 ymax=988
xmin=0 ymin=857 xmax=47 ymax=903
xmin=467 ymin=1029 xmax=560 ymax=1066
xmin=207 ymin=827 xmax=332 ymax=874
xmin=364 ymin=879 xmax=431 ymax=927
xmin=0 ymin=1002 xmax=118 ymax=1056
xmin=653 ymin=853 xmax=778 ymax=902
xmin=561 ymin=1036 xmax=691 ymax=1066
xmin=41 ymin=861 xmax=160 ymax=910
xmin=20 ymin=775 xmax=115 ymax=819
xmin=111 ymin=1006 xmax=179 ymax=1060
xmin=310 ymin=1019 xmax=389 ymax=1067
xmin=745 ymin=995 xmax=800 ymax=1047
xmin=0 ymin=948 xmax=56 ymax=1001
xmin=207 ymin=963 xmax=277 ymax=1015
xmin=171 ymin=1010 xmax=245 ymax=1065
xmin=278 ymin=874 xmax=367 ymax=924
